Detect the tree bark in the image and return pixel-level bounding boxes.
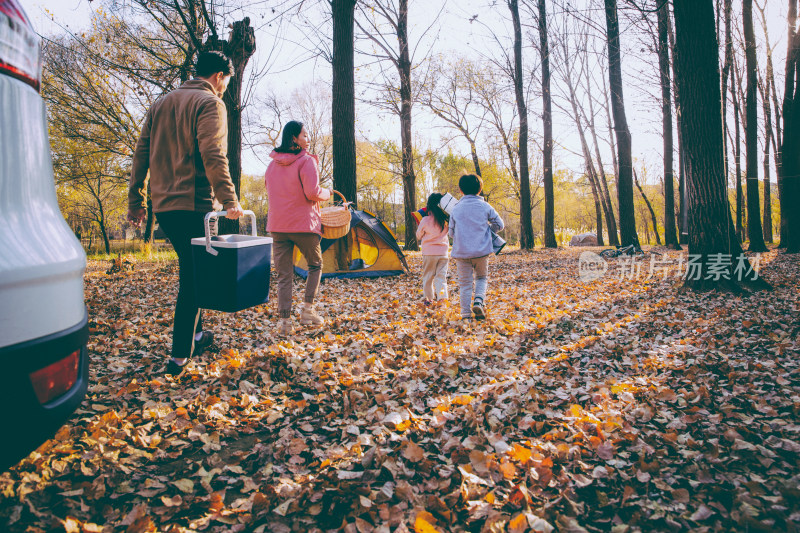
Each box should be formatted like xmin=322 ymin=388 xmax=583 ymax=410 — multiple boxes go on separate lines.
xmin=398 ymin=0 xmax=418 ymax=250
xmin=673 ymin=0 xmax=768 ymax=291
xmin=538 ymin=0 xmax=556 ymax=248
xmin=604 ymin=0 xmax=639 ymax=247
xmin=509 ymin=0 xmax=534 ymax=249
xmin=743 ymin=0 xmax=768 ymax=251
xmin=781 ymin=0 xmax=800 ymax=252
xmin=332 ymin=0 xmax=358 ymax=208
xmin=657 ymin=0 xmax=679 ymax=249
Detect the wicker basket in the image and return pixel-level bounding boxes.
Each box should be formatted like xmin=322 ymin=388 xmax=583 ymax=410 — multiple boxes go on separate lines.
xmin=320 ymin=190 xmax=351 ymax=239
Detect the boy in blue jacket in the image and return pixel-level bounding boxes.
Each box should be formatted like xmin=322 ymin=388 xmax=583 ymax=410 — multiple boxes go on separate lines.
xmin=449 ymin=174 xmax=505 ymax=320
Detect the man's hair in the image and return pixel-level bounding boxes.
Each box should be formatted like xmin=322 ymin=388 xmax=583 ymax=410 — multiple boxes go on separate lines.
xmin=459 ymin=174 xmax=483 ymax=196
xmin=195 ymin=51 xmax=234 ymax=78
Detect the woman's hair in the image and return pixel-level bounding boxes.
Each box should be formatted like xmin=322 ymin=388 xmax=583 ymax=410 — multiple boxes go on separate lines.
xmin=459 ymin=174 xmax=483 ymax=196
xmin=274 ymin=121 xmax=305 ymax=154
xmin=426 ymin=193 xmax=448 ymax=231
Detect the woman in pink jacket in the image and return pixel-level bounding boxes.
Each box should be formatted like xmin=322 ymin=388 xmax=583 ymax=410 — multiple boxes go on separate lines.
xmin=265 ymin=121 xmax=331 ymax=334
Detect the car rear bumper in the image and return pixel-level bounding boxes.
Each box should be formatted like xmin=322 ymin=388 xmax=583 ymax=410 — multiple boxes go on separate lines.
xmin=0 ymin=311 xmax=89 ymax=470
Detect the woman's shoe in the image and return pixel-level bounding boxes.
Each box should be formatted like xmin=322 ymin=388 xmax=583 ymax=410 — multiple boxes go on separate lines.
xmin=299 ymin=305 xmax=324 ymax=326
xmin=278 ymin=318 xmax=294 ymax=335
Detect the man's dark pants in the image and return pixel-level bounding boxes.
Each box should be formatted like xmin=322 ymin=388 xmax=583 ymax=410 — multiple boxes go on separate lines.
xmin=155 ymin=211 xmax=206 ymax=358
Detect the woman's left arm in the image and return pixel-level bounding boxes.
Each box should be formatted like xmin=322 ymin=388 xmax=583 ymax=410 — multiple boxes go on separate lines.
xmin=300 ymin=157 xmax=332 ymax=202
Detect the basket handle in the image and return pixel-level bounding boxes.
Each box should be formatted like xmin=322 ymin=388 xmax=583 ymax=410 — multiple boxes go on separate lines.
xmin=203 ymin=210 xmax=257 ymax=256
xmin=323 ymin=189 xmax=350 ymax=208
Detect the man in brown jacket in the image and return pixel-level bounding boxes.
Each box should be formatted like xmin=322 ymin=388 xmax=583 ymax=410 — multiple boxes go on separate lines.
xmin=128 ymin=51 xmax=243 ymax=377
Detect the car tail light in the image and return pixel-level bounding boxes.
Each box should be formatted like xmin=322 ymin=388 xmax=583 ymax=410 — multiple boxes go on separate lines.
xmin=29 ymin=350 xmax=80 ymax=404
xmin=0 ymin=0 xmax=41 ymax=91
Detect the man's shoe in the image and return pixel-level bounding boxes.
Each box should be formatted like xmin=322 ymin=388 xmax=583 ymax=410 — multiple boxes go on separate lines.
xmin=165 ymin=357 xmax=191 ymax=377
xmin=299 ymin=305 xmax=324 ymax=326
xmin=193 ymin=331 xmax=214 ymax=356
xmin=472 ymin=298 xmax=486 ymax=320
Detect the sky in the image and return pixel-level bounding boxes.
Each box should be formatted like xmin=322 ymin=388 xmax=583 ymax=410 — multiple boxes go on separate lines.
xmin=27 ymin=0 xmax=788 ymax=185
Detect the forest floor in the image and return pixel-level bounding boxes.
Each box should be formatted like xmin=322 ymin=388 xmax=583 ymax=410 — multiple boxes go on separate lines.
xmin=1 ymin=247 xmax=799 ymax=533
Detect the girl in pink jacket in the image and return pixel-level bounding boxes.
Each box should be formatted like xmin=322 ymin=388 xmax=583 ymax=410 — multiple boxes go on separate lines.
xmin=265 ymin=121 xmax=331 ymax=335
xmin=415 ymin=193 xmax=450 ymax=303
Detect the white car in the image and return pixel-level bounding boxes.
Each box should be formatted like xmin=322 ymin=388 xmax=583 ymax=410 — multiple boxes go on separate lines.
xmin=0 ymin=0 xmax=89 ymax=469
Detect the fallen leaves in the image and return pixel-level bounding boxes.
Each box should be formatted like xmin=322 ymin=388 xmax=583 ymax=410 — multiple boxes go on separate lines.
xmin=0 ymin=247 xmax=798 ymax=531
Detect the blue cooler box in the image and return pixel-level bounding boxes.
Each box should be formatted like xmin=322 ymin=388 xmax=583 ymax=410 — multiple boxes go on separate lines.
xmin=191 ymin=210 xmax=272 ymax=312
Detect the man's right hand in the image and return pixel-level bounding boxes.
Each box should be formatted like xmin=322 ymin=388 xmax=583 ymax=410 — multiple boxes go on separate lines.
xmin=127 ymin=207 xmax=146 ymax=227
xmin=225 ymin=202 xmax=244 ymax=219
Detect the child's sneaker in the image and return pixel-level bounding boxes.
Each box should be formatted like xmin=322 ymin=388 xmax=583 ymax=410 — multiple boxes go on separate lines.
xmin=300 ymin=304 xmax=324 ymax=326
xmin=278 ymin=318 xmax=294 ymax=335
xmin=472 ymin=298 xmax=486 ymax=320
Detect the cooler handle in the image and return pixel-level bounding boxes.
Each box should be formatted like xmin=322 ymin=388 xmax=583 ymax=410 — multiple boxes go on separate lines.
xmin=203 ymin=210 xmax=257 ymax=256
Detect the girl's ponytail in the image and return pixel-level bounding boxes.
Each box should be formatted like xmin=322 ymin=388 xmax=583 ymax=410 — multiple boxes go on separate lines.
xmin=426 ymin=193 xmax=448 ymax=231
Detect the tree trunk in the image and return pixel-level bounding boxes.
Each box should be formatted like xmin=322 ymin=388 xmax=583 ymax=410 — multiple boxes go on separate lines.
xmin=667 ymin=7 xmax=688 ymax=244
xmin=673 ymin=0 xmax=768 ymax=291
xmin=657 ymin=0 xmax=679 ymax=249
xmin=588 ymin=167 xmax=605 ymax=246
xmin=332 ymin=0 xmax=357 ymax=268
xmin=781 ymin=0 xmax=800 ymax=252
xmin=760 ymin=75 xmax=774 ymax=243
xmin=143 ymin=191 xmax=155 ymax=244
xmin=509 ymin=0 xmax=534 ymax=249
xmin=756 ymin=0 xmax=785 ymax=245
xmin=204 ymin=17 xmax=256 ymax=234
xmin=634 ymin=168 xmax=661 ymax=245
xmin=731 ymin=62 xmax=744 ymax=241
xmin=721 ymin=0 xmax=733 ymax=225
xmin=743 ymin=0 xmax=768 ymax=252
xmin=99 ymin=224 xmax=111 ymax=255
xmin=538 ymin=0 xmax=556 ymax=248
xmin=604 ymin=0 xmax=639 ymax=247
xmin=468 ymin=139 xmax=482 ymax=176
xmin=97 ymin=201 xmax=111 ymax=255
xmin=398 ymin=0 xmax=417 ymax=251
xmin=332 ymin=0 xmax=358 ymax=207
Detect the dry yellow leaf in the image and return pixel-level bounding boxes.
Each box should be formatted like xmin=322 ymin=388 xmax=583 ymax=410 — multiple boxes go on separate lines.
xmin=508 ymin=443 xmax=533 ymax=463
xmin=509 ymin=513 xmax=528 ymax=533
xmin=414 ymin=513 xmax=441 ymax=533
